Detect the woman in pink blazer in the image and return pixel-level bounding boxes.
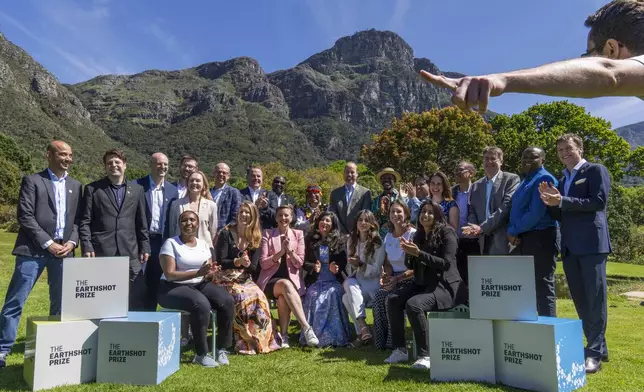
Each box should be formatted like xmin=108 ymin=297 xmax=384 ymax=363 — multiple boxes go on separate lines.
xmin=259 ymin=205 xmax=319 ymax=348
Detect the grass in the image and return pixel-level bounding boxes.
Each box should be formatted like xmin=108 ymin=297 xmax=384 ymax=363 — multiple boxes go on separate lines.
xmin=0 ymin=231 xmax=643 ymax=391
xmin=556 ymin=261 xmax=644 ymax=280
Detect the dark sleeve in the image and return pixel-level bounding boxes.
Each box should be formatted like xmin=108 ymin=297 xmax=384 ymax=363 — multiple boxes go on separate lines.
xmin=561 ymin=165 xmax=611 ymax=212
xmin=17 ymin=176 xmax=51 ymax=248
xmin=302 ymin=239 xmax=319 ymax=277
xmin=69 ymin=181 xmax=83 ymax=246
xmin=229 ymin=189 xmax=241 ymax=226
xmin=334 ymin=248 xmax=348 ymax=274
xmin=135 ymin=188 xmax=151 ymax=254
xmin=416 ymin=227 xmax=458 ymax=272
xmin=362 ymin=189 xmax=373 ymax=211
xmin=247 ymin=247 xmax=260 ymax=273
xmin=79 ymin=184 xmax=94 ymax=254
xmin=215 ymin=230 xmax=235 ymax=269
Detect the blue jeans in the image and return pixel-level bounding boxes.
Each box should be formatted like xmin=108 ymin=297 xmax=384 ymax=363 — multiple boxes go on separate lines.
xmin=0 ymin=255 xmax=63 ymax=354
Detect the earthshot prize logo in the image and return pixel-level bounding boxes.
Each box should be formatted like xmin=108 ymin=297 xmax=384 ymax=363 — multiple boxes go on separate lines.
xmin=157 ymin=322 xmax=177 ymax=367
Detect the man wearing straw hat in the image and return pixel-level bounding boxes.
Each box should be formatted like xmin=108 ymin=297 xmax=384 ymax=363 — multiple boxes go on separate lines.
xmin=372 ymin=168 xmax=407 ymax=237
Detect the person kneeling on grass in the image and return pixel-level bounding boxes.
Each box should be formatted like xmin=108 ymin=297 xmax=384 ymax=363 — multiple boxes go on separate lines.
xmin=158 ymin=210 xmax=235 ymax=368
xmin=384 ymin=200 xmax=465 ymax=370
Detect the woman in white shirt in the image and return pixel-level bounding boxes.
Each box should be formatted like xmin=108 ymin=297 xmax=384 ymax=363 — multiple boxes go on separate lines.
xmin=343 ymin=210 xmax=385 ymax=347
xmin=371 ymin=200 xmax=417 ymax=351
xmin=158 ymin=210 xmax=234 ymax=368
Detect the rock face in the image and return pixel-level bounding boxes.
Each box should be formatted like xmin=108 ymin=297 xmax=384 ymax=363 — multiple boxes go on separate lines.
xmin=616 ymin=121 xmax=644 ymax=149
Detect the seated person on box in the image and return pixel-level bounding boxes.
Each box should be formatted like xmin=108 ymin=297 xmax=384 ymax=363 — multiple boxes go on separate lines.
xmin=158 ymin=210 xmax=234 ymax=368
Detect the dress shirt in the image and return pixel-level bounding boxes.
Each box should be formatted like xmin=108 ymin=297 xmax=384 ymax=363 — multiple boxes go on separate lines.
xmin=248 ymin=187 xmax=261 ymax=203
xmin=408 ymin=196 xmax=427 ymax=224
xmin=276 ymin=193 xmax=284 ymax=207
xmin=41 ymin=169 xmax=68 ymax=249
xmin=507 ymin=166 xmax=558 ymax=237
xmin=110 ymin=182 xmax=126 ymax=210
xmin=563 ymin=159 xmax=587 ymax=196
xmin=455 ymin=184 xmax=471 ymax=238
xmin=484 ymin=172 xmax=500 ymax=219
xmin=211 ymin=183 xmax=227 ymax=204
xmin=148 ymin=175 xmax=164 ymax=234
xmin=345 ymin=183 xmax=356 ymax=204
xmin=177 ymin=183 xmax=188 ymax=199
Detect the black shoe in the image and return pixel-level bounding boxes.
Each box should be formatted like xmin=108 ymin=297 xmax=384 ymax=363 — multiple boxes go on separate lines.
xmin=585 ymin=357 xmax=602 ymax=374
xmin=602 ymin=354 xmax=609 ymax=362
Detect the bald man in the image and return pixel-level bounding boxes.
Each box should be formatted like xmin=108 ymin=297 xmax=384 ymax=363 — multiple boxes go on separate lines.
xmin=0 ymin=141 xmax=83 ymax=367
xmin=210 ymin=162 xmax=241 ymax=232
xmin=507 ymin=147 xmax=559 ymax=318
xmin=329 ymin=162 xmax=372 ymax=233
xmin=136 ymin=153 xmax=178 ymax=310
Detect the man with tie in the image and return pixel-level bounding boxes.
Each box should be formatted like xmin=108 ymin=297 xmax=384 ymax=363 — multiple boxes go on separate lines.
xmin=173 ymin=155 xmax=198 ymax=199
xmin=463 ymin=147 xmax=520 ymax=255
xmin=507 ymin=147 xmax=559 ymax=317
xmin=239 ymin=165 xmax=273 ymax=230
xmin=329 ymin=162 xmax=372 ymax=234
xmin=539 ymin=134 xmax=611 ymax=374
xmin=80 ymin=149 xmax=151 ymax=311
xmin=210 ymin=162 xmax=241 ymax=232
xmin=451 ymin=161 xmax=480 ymax=287
xmin=0 ymin=141 xmax=82 ymax=368
xmin=265 ymin=176 xmax=297 ymax=229
xmin=136 ymin=152 xmax=178 ymax=311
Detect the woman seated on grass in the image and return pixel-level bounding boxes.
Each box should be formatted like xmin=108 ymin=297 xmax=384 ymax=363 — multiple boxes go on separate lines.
xmin=384 ymin=200 xmax=464 ymax=370
xmin=301 ymin=211 xmax=351 ymax=347
xmin=258 ymin=205 xmax=319 ymax=348
xmin=343 ymin=210 xmax=385 ymax=347
xmin=158 ymin=210 xmax=234 ymax=368
xmin=213 ymin=201 xmax=281 ymax=355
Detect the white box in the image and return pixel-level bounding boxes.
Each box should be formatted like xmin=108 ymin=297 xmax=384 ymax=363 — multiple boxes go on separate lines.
xmin=61 ymin=256 xmax=129 ymax=321
xmin=97 ymin=311 xmax=181 ymax=385
xmin=428 ymin=311 xmax=496 ymax=384
xmin=23 ymin=317 xmax=98 ymax=391
xmin=494 ymin=317 xmax=586 ymax=392
xmin=468 ymin=256 xmax=537 ymax=321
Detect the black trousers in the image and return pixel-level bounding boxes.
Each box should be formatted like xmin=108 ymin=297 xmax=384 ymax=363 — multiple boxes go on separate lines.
xmin=387 ymin=284 xmax=438 ymax=358
xmin=129 ymin=269 xmax=147 ymax=311
xmin=144 ymin=234 xmax=164 ymax=311
xmin=456 ymin=237 xmax=480 ymax=288
xmin=158 ymin=280 xmax=234 ymax=356
xmin=516 ymin=227 xmax=558 ymax=317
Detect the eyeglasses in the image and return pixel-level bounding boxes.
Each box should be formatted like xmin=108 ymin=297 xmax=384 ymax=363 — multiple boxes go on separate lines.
xmin=273 ymin=180 xmax=285 ymax=185
xmin=581 ymin=41 xmax=622 ymax=58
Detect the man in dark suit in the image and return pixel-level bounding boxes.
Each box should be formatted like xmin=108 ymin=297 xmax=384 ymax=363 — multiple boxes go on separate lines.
xmin=136 ymin=152 xmax=178 ymax=311
xmin=539 ymin=134 xmax=611 ymax=374
xmin=463 ymin=147 xmax=520 ymax=255
xmin=264 ymin=176 xmax=297 ymax=229
xmin=239 ymin=165 xmax=273 ymax=230
xmin=0 ymin=141 xmax=82 ymax=368
xmin=210 ymin=162 xmax=241 ymax=232
xmin=80 ymin=149 xmax=150 ymax=311
xmin=329 ymin=162 xmax=372 ymax=234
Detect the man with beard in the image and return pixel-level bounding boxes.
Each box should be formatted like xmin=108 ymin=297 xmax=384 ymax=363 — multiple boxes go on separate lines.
xmin=0 ymin=141 xmax=82 ymax=368
xmin=507 ymin=147 xmax=559 ymax=318
xmin=173 ymin=155 xmax=198 ymax=199
xmin=266 ymin=176 xmax=296 ymax=229
xmin=136 ymin=152 xmax=178 ymax=310
xmin=80 ymin=149 xmax=150 ymax=311
xmin=329 ymin=162 xmax=372 ymax=234
xmin=210 ymin=162 xmax=241 ymax=232
xmin=372 ymin=168 xmax=406 ymax=237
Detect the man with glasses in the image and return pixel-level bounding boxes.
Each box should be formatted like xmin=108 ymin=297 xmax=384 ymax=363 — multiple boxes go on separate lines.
xmin=173 ymin=155 xmax=198 ymax=199
xmin=462 ymin=147 xmax=519 ymax=255
xmin=404 ymin=174 xmax=431 ymax=224
xmin=266 ymin=176 xmax=296 ymax=229
xmin=418 ymin=0 xmax=644 ymax=112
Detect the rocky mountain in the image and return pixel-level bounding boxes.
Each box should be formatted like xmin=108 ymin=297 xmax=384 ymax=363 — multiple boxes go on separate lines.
xmin=616 ymin=121 xmax=644 ymax=148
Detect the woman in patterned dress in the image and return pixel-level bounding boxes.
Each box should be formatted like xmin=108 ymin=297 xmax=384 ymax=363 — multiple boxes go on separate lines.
xmin=429 ymin=171 xmax=459 ymax=230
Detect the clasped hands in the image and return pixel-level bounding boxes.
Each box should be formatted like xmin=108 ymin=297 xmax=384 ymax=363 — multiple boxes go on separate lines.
xmin=197 ymin=260 xmax=219 ymax=280
xmin=82 ymin=248 xmax=149 ymax=264
xmin=255 ymin=193 xmax=269 ymax=210
xmin=233 ymin=251 xmax=251 ymax=268
xmin=538 ymin=181 xmax=561 ymax=206
xmin=48 ymin=241 xmax=75 ymax=258
xmin=314 ymin=260 xmax=339 ymax=275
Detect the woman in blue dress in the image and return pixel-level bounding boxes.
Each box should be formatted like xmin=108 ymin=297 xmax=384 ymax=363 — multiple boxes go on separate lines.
xmin=429 ymin=171 xmax=459 ymax=230
xmin=301 ymin=211 xmax=351 ymax=347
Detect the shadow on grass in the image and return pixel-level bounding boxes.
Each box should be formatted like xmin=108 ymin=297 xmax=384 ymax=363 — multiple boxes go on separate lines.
xmin=0 ymin=364 xmax=30 ymax=391
xmin=384 ymin=365 xmax=520 ymax=390
xmin=318 ymin=345 xmax=393 ymax=366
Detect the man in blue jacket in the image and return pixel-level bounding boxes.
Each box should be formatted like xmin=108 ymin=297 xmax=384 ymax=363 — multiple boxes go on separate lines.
xmin=539 ymin=133 xmax=611 ymax=374
xmin=507 ymin=147 xmax=559 ymax=318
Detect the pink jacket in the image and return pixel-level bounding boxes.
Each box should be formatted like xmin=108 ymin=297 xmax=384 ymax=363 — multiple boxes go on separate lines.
xmin=258 ymin=228 xmax=305 ymax=296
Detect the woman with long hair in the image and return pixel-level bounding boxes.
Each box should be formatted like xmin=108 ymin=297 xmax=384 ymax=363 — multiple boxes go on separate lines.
xmin=429 ymin=171 xmax=459 ymax=230
xmin=343 ymin=210 xmax=385 ymax=347
xmin=301 ymin=211 xmax=351 ymax=347
xmin=258 ymin=205 xmax=319 ymax=348
xmin=213 ymin=201 xmax=281 ymax=354
xmin=372 ymin=200 xmax=417 ymax=350
xmin=384 ymin=200 xmax=464 ymax=369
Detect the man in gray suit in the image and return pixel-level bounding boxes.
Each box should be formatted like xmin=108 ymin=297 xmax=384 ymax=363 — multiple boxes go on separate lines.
xmin=329 ymin=162 xmax=372 ymax=234
xmin=463 ymin=147 xmax=520 ymax=255
xmin=0 ymin=141 xmax=82 ymax=368
xmin=80 ymin=149 xmax=150 ymax=311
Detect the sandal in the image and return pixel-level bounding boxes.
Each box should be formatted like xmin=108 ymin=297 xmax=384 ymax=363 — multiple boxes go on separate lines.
xmin=359 ymin=327 xmax=373 ymax=344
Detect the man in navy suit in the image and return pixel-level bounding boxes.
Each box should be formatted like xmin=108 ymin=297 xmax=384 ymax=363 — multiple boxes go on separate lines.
xmin=239 ymin=165 xmax=273 ymax=230
xmin=210 ymin=162 xmax=241 ymax=233
xmin=539 ymin=133 xmax=611 ymax=374
xmin=136 ymin=152 xmax=178 ymax=310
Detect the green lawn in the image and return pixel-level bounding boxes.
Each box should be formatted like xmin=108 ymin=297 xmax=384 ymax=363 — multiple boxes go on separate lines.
xmin=1 ymin=232 xmax=643 ymax=391
xmin=556 ymin=261 xmax=644 ymax=279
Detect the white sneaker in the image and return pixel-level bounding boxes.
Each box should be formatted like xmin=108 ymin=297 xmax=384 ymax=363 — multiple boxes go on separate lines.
xmin=216 ymin=350 xmax=230 ymax=366
xmin=384 ymin=348 xmax=409 ymax=364
xmin=411 ymin=356 xmax=431 ymax=369
xmin=303 ymin=327 xmax=319 ymax=347
xmin=281 ymin=335 xmax=290 ymax=349
xmin=193 ymin=354 xmax=218 ymax=368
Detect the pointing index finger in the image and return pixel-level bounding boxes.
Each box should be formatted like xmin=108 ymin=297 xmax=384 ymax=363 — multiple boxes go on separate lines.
xmin=419 ymin=70 xmax=458 ymax=91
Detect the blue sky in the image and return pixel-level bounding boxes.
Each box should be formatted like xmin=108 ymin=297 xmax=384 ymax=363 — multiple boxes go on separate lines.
xmin=1 ymin=0 xmax=642 ymax=128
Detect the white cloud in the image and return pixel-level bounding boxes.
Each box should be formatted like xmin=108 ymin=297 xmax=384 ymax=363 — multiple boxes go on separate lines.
xmin=580 ymin=97 xmax=644 ymax=128
xmin=388 ymin=0 xmax=411 ymax=32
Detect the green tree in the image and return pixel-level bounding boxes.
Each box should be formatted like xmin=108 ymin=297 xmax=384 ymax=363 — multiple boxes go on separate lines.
xmin=628 ymin=146 xmax=644 ymax=177
xmin=490 ymin=101 xmax=632 ymax=181
xmin=360 ymin=107 xmax=494 ymax=181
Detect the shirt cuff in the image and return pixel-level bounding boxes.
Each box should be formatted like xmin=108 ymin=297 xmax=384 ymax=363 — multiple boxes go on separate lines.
xmin=42 ymin=239 xmax=53 ymax=249
xmin=558 ymin=198 xmax=563 ymax=208
xmin=68 ymin=241 xmax=77 ymax=248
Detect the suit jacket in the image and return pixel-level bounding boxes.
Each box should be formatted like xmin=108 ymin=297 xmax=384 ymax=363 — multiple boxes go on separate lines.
xmin=549 ymin=161 xmax=611 ymax=256
xmin=239 ymin=187 xmax=274 ymax=230
xmin=258 ymin=228 xmax=306 ymax=296
xmin=406 ymin=225 xmax=464 ymax=309
xmin=80 ymin=177 xmax=151 ymax=273
xmin=303 ymin=237 xmax=348 ymax=286
xmin=265 ymin=191 xmax=297 ymax=229
xmin=210 ymin=185 xmax=242 ymax=232
xmin=136 ymin=176 xmax=178 ymax=238
xmin=13 ymin=170 xmax=82 ymax=258
xmin=467 ymin=171 xmax=520 ymax=255
xmin=329 ymin=184 xmax=372 ymax=233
